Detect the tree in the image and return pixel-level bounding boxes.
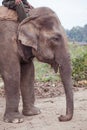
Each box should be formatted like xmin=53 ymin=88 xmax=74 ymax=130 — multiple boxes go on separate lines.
xmin=66 ymin=24 xmax=87 ymax=43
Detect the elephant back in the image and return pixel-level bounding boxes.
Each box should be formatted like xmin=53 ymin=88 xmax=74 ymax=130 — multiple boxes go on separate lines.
xmin=0 ymin=6 xmax=18 ymax=21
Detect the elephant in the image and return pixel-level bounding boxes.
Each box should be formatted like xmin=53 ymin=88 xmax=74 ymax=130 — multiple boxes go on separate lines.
xmin=0 ymin=6 xmax=73 ymax=123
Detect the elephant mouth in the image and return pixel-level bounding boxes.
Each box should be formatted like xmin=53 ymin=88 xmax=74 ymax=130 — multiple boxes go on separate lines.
xmin=42 ymin=58 xmax=59 ymax=73
xmin=32 ymin=49 xmax=59 ymax=73
xmin=51 ymin=61 xmax=59 ymax=73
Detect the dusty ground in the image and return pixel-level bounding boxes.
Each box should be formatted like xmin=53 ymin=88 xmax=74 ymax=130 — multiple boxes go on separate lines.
xmin=0 ymin=80 xmax=87 ymax=130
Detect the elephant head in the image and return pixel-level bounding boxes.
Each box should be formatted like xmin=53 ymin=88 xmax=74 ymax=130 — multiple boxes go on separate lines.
xmin=18 ymin=7 xmax=66 ymax=72
xmin=18 ymin=7 xmax=73 ymax=121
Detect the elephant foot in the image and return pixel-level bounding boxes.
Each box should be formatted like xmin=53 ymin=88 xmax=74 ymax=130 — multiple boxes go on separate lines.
xmin=58 ymin=114 xmax=73 ymax=122
xmin=4 ymin=112 xmax=24 ymax=123
xmin=23 ymin=106 xmax=41 ymax=116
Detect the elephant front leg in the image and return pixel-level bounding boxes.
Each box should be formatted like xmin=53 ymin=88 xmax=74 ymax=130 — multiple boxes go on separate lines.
xmin=20 ymin=61 xmax=41 ymax=116
xmin=58 ymin=56 xmax=74 ymax=121
xmin=3 ymin=64 xmax=23 ymax=123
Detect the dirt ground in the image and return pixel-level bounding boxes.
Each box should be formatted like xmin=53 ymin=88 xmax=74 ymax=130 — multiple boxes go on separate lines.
xmin=0 ymin=82 xmax=87 ymax=130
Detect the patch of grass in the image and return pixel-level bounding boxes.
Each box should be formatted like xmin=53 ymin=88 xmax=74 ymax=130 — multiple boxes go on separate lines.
xmin=34 ymin=59 xmax=60 ymax=82
xmin=69 ymin=42 xmax=87 ymax=59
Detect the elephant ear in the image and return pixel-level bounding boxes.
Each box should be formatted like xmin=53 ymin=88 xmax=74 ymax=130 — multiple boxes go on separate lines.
xmin=18 ymin=16 xmax=38 ymax=50
xmin=18 ymin=7 xmax=57 ymax=50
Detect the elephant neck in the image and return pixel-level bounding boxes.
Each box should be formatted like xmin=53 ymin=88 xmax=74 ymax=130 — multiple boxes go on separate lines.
xmin=18 ymin=42 xmax=34 ymax=63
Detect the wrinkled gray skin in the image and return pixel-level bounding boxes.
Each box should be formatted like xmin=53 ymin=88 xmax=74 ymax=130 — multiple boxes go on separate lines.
xmin=0 ymin=7 xmax=73 ymax=123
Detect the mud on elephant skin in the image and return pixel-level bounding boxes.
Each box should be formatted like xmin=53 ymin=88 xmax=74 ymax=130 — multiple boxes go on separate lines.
xmin=0 ymin=7 xmax=73 ymax=123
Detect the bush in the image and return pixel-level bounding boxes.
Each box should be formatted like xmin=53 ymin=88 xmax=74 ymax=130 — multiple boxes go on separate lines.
xmin=71 ymin=44 xmax=87 ymax=81
xmin=72 ymin=53 xmax=87 ymax=81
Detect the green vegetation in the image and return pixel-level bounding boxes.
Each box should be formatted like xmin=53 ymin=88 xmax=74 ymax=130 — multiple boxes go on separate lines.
xmin=69 ymin=43 xmax=87 ymax=81
xmin=34 ymin=59 xmax=60 ymax=82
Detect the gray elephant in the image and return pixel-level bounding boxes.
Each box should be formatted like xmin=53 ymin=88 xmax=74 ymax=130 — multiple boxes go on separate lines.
xmin=0 ymin=7 xmax=73 ymax=123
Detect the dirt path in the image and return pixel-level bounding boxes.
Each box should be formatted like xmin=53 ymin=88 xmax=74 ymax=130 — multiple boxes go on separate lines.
xmin=0 ymin=88 xmax=87 ymax=130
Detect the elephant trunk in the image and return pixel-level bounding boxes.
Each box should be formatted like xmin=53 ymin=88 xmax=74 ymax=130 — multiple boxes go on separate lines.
xmin=58 ymin=55 xmax=73 ymax=121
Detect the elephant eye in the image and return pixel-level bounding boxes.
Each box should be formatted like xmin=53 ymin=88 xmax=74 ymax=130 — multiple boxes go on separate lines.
xmin=53 ymin=37 xmax=59 ymax=41
xmin=51 ymin=35 xmax=60 ymax=42
xmin=48 ymin=34 xmax=61 ymax=48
